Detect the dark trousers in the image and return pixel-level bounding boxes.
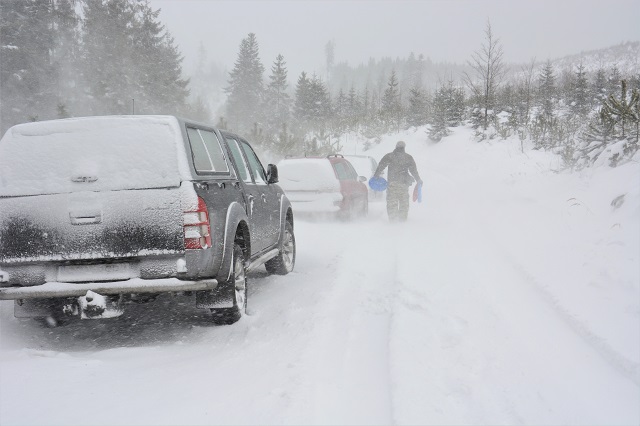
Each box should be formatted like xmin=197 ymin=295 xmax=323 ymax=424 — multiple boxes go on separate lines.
xmin=386 ymin=183 xmax=410 ymax=221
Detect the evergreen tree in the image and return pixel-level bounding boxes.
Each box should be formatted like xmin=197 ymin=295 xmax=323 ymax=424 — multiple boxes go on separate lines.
xmin=52 ymin=0 xmax=81 ymax=114
xmin=334 ymin=88 xmax=349 ymax=132
xmin=537 ymin=60 xmax=556 ymax=119
xmin=406 ymin=85 xmax=428 ymax=128
xmin=578 ymin=80 xmax=640 ymax=166
xmin=513 ymin=58 xmax=537 ymax=131
xmin=293 ymin=71 xmax=312 ymax=124
xmin=81 ymin=0 xmax=188 ymax=116
xmin=571 ymin=63 xmax=591 ymax=117
xmin=225 ymin=33 xmax=265 ymax=134
xmin=592 ymin=68 xmax=608 ymax=103
xmin=325 ymin=40 xmax=335 ymax=83
xmin=381 ymin=69 xmax=402 ymax=131
xmin=601 ymin=79 xmax=639 ymax=140
xmin=429 ymin=85 xmax=449 ymax=142
xmin=0 ymin=0 xmax=57 ymax=132
xmin=82 ymin=0 xmax=139 ymax=115
xmin=307 ymin=74 xmax=332 ymax=131
xmin=264 ymin=54 xmax=291 ymax=140
xmin=533 ymin=60 xmax=557 ymax=147
xmin=347 ymin=85 xmax=362 ymax=131
xmin=608 ymin=65 xmax=622 ymax=96
xmin=134 ymin=0 xmax=189 ymax=114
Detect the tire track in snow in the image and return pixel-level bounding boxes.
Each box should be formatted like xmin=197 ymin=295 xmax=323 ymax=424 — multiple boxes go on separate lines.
xmin=505 ymin=255 xmax=640 ymax=387
xmin=292 ymin=219 xmax=397 ymax=424
xmin=472 ymin=203 xmax=640 ymax=388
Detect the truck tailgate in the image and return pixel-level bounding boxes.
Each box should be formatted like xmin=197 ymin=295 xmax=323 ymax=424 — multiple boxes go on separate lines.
xmin=0 ymin=188 xmax=184 ymax=264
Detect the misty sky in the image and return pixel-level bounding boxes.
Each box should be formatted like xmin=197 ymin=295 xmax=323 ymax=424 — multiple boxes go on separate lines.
xmin=153 ymin=0 xmax=640 ymax=76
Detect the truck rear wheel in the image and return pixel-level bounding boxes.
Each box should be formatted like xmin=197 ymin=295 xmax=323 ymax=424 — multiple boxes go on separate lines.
xmin=211 ymin=243 xmax=247 ymax=325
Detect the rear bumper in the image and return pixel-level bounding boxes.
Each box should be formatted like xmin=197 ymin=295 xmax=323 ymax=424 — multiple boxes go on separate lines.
xmin=0 ymin=277 xmax=217 ymax=300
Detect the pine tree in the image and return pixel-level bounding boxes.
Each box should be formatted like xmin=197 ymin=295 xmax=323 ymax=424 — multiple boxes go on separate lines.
xmin=52 ymin=0 xmax=81 ymax=114
xmin=347 ymin=85 xmax=361 ymax=131
xmin=82 ymin=0 xmax=138 ymax=115
xmin=134 ymin=0 xmax=189 ymax=114
xmin=538 ymin=60 xmax=556 ymax=119
xmin=0 ymin=0 xmax=57 ymax=132
xmin=406 ymin=85 xmax=427 ymax=128
xmin=571 ymin=63 xmax=591 ymax=117
xmin=334 ymin=88 xmax=349 ymax=132
xmin=429 ymin=90 xmax=448 ymax=142
xmin=428 ymin=82 xmax=463 ymax=141
xmin=264 ymin=54 xmax=291 ymax=138
xmin=593 ymin=68 xmax=608 ymax=103
xmin=307 ymin=74 xmax=332 ymax=131
xmin=514 ymin=58 xmax=536 ymax=131
xmin=533 ymin=60 xmax=558 ymax=147
xmin=381 ymin=69 xmax=402 ymax=131
xmin=608 ymin=65 xmax=622 ymax=96
xmin=602 ymin=80 xmax=639 ymax=140
xmin=293 ymin=71 xmax=312 ymax=125
xmin=225 ymin=33 xmax=265 ymax=134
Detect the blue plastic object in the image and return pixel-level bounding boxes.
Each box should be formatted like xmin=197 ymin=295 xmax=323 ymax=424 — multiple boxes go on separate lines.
xmin=368 ymin=176 xmax=388 ymax=192
xmin=413 ymin=182 xmax=422 ymax=203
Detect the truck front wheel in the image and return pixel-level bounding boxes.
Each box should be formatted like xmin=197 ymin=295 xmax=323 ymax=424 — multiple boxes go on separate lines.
xmin=265 ymin=221 xmax=295 ymax=275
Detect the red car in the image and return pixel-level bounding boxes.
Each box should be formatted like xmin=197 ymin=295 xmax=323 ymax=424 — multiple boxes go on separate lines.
xmin=276 ymin=154 xmax=368 ymax=219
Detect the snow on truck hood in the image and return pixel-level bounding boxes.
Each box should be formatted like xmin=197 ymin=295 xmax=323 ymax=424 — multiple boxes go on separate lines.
xmin=0 ymin=116 xmax=192 ymax=197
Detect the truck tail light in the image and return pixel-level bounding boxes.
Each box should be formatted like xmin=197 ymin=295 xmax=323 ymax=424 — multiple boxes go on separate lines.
xmin=183 ymin=197 xmax=211 ymax=249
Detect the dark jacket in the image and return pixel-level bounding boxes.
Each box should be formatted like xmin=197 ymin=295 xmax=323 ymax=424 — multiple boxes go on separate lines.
xmin=374 ymin=146 xmax=421 ymax=186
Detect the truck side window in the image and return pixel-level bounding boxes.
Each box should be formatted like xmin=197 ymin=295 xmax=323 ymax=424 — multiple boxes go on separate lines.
xmin=186 ymin=127 xmax=230 ymax=174
xmin=240 ymin=141 xmax=267 ymax=184
xmin=226 ymin=138 xmax=252 ymax=183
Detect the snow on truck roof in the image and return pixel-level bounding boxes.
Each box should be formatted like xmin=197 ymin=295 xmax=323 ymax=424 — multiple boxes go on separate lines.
xmin=0 ymin=115 xmax=193 ymax=197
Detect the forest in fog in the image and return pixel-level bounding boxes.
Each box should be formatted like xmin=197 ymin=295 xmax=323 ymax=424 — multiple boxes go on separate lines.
xmin=1 ymin=0 xmax=639 ymax=169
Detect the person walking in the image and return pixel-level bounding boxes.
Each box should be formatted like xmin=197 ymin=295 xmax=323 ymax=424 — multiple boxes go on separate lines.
xmin=373 ymin=141 xmax=422 ymax=222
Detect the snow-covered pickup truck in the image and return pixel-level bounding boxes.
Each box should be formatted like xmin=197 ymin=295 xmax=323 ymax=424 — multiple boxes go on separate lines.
xmin=0 ymin=116 xmax=295 ymax=325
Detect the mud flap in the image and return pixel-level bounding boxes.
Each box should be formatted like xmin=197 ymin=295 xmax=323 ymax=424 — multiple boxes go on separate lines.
xmin=195 ymin=283 xmax=234 ymax=309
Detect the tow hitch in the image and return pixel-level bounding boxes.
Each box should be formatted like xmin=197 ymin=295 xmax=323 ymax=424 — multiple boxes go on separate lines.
xmin=66 ymin=291 xmax=124 ymax=319
xmin=78 ymin=291 xmax=124 ymax=319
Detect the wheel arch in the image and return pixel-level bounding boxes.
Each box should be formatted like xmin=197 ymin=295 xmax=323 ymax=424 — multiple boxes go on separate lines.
xmin=218 ymin=202 xmax=250 ymax=281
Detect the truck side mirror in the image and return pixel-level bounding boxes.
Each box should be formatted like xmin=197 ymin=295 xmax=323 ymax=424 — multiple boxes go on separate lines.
xmin=267 ymin=164 xmax=279 ymax=184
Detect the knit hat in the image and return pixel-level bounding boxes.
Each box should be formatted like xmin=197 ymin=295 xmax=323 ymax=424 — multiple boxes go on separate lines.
xmin=396 ymin=141 xmax=406 ymax=149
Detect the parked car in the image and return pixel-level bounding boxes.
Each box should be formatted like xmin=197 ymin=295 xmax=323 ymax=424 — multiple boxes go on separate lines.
xmin=343 ymin=155 xmax=378 ymax=179
xmin=276 ymin=154 xmax=368 ymax=219
xmin=343 ymin=154 xmax=383 ymax=200
xmin=0 ymin=115 xmax=295 ymax=325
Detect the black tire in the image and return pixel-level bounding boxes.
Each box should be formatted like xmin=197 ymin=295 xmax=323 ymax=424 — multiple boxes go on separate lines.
xmin=265 ymin=221 xmax=296 ymax=275
xmin=211 ymin=243 xmax=247 ymax=325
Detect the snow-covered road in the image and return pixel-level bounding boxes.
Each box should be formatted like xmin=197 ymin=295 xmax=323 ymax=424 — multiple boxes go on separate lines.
xmin=1 ymin=127 xmax=639 ymax=425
